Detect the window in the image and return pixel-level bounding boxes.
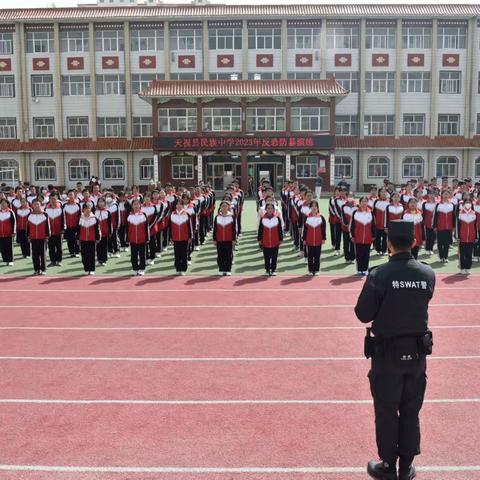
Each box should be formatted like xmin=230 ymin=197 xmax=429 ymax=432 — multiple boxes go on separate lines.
xmin=0 ymin=75 xmax=15 ymax=98
xmin=327 ymin=72 xmax=359 ymax=93
xmin=437 ymin=26 xmax=466 ymax=49
xmin=287 ymin=28 xmax=320 ymax=49
xmin=400 ymin=72 xmax=430 ymax=93
xmin=335 ymin=115 xmax=358 ymax=135
xmin=171 ymin=156 xmax=194 ymax=179
xmin=0 ymin=117 xmax=16 ymax=139
xmin=97 ymin=117 xmax=126 ymax=137
xmin=475 ymin=157 xmax=480 ymax=178
xmin=366 ymin=27 xmax=395 ymax=49
xmin=334 ymin=156 xmax=353 ymax=178
xmin=477 ymin=113 xmax=480 ymax=135
xmin=287 ymin=72 xmax=321 ymax=80
xmin=26 ymin=31 xmax=54 ymax=53
xmin=296 ymin=156 xmax=318 ymax=179
xmin=61 ymin=75 xmax=91 ymax=96
xmin=327 ymin=26 xmax=359 ymax=49
xmin=67 ymin=117 xmax=89 ymax=138
xmin=130 ymin=29 xmax=164 ymax=51
xmin=403 ymin=114 xmax=425 ymax=136
xmin=95 ymin=30 xmax=124 ymax=52
xmin=291 ymin=107 xmax=329 ymax=132
xmin=133 ymin=117 xmax=152 ymax=137
xmin=102 ymin=158 xmax=125 ymax=180
xmin=68 ymin=158 xmax=90 ymax=181
xmin=170 ymin=29 xmax=202 ymax=50
xmin=159 ymin=108 xmax=197 ymax=132
xmin=96 ymin=74 xmax=125 ymax=95
xmin=365 ymin=72 xmax=395 ymax=93
xmin=33 ymin=117 xmax=55 ymax=138
xmin=203 ymin=108 xmax=241 ymax=132
xmin=402 ymin=156 xmax=424 ymax=178
xmin=34 ymin=159 xmax=56 ymax=181
xmin=170 ymin=73 xmax=204 ymax=80
xmin=131 ymin=73 xmax=164 ymax=94
xmin=247 ymin=72 xmax=281 ymax=80
xmin=0 ymin=159 xmax=18 ymax=181
xmin=248 ymin=28 xmax=281 ymax=49
xmin=0 ymin=33 xmax=13 ymax=54
xmin=139 ymin=157 xmax=154 ymax=180
xmin=438 ymin=114 xmax=460 ymax=136
xmin=364 ymin=115 xmax=394 ymax=135
xmin=402 ymin=27 xmax=432 ymax=49
xmin=60 ymin=31 xmax=88 ymax=52
xmin=208 ymin=28 xmax=242 ymax=50
xmin=209 ymin=73 xmax=243 ymax=80
xmin=436 ymin=156 xmax=458 ymax=178
xmin=247 ymin=107 xmax=285 ymax=131
xmin=31 ymin=75 xmax=53 ymax=97
xmin=439 ymin=71 xmax=461 ymax=94
xmin=368 ymin=157 xmax=389 ymax=178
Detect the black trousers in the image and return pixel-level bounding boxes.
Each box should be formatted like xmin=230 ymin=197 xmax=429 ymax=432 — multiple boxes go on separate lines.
xmin=108 ymin=229 xmax=119 ymax=254
xmin=437 ymin=230 xmax=452 ymax=260
xmin=411 ymin=246 xmax=419 ymax=260
xmin=375 ymin=230 xmax=387 ymax=254
xmin=291 ymin=224 xmax=300 ymax=249
xmin=174 ymin=240 xmax=188 ymax=272
xmin=263 ymin=246 xmax=279 ymax=273
xmin=355 ymin=243 xmax=371 ymax=272
xmin=80 ymin=241 xmax=96 ymax=272
xmin=0 ymin=236 xmax=13 ymax=262
xmin=459 ymin=242 xmax=474 ymax=270
xmin=147 ymin=236 xmax=157 ymax=261
xmin=216 ymin=241 xmax=233 ymax=273
xmin=329 ymin=223 xmax=336 ymax=248
xmin=118 ymin=225 xmax=128 ymax=248
xmin=65 ymin=228 xmax=79 ymax=255
xmin=307 ymin=245 xmax=321 ymax=273
xmin=155 ymin=231 xmax=163 ymax=254
xmin=237 ymin=211 xmax=242 ymax=235
xmin=130 ymin=242 xmax=146 ymax=271
xmin=17 ymin=230 xmax=30 ymax=257
xmin=31 ymin=239 xmax=46 ymax=272
xmin=369 ymin=354 xmax=427 ymax=463
xmin=333 ymin=223 xmax=342 ymax=251
xmin=97 ymin=237 xmax=108 ymax=264
xmin=343 ymin=231 xmax=355 ymax=261
xmin=199 ymin=216 xmax=208 ymax=244
xmin=48 ymin=234 xmax=62 ymax=263
xmin=474 ymin=239 xmax=480 ymax=258
xmin=425 ymin=228 xmax=436 ymax=252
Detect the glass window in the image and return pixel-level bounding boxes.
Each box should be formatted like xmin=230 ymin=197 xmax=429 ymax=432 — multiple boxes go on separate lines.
xmin=400 ymin=72 xmax=431 ymax=93
xmin=439 ymin=71 xmax=461 ymax=94
xmin=366 ymin=27 xmax=395 ymax=49
xmin=365 ymin=72 xmax=395 ymax=93
xmin=326 ymin=26 xmax=359 ymax=49
xmin=133 ymin=117 xmax=152 ymax=137
xmin=68 ymin=158 xmax=90 ymax=181
xmin=170 ymin=73 xmax=204 ymax=80
xmin=291 ymin=107 xmax=329 ymax=132
xmin=203 ymin=108 xmax=241 ymax=132
xmin=247 ymin=72 xmax=281 ymax=80
xmin=97 ymin=117 xmax=126 ymax=137
xmin=67 ymin=117 xmax=89 ymax=138
xmin=130 ymin=29 xmax=163 ymax=51
xmin=402 ymin=156 xmax=424 ymax=178
xmin=208 ymin=28 xmax=242 ymax=50
xmin=96 ymin=74 xmax=125 ymax=95
xmin=61 ymin=75 xmax=91 ymax=96
xmin=327 ymin=72 xmax=359 ymax=93
xmin=335 ymin=115 xmax=358 ymax=135
xmin=60 ymin=31 xmax=88 ymax=52
xmin=296 ymin=156 xmax=318 ymax=179
xmin=403 ymin=114 xmax=425 ymax=136
xmin=402 ymin=26 xmax=432 ymax=49
xmin=26 ymin=31 xmax=54 ymax=53
xmin=477 ymin=113 xmax=480 ymax=135
xmin=287 ymin=28 xmax=320 ymax=49
xmin=170 ymin=28 xmax=202 ymax=50
xmin=436 ymin=156 xmax=458 ymax=177
xmin=33 ymin=117 xmax=55 ymax=138
xmin=287 ymin=71 xmax=321 ymax=80
xmin=131 ymin=73 xmax=164 ymax=94
xmin=475 ymin=157 xmax=480 ymax=178
xmin=248 ymin=28 xmax=281 ymax=49
xmin=95 ymin=30 xmax=124 ymax=52
xmin=0 ymin=117 xmax=17 ymax=139
xmin=139 ymin=158 xmax=154 ymax=180
xmin=438 ymin=114 xmax=460 ymax=136
xmin=246 ymin=107 xmax=285 ymax=131
xmin=171 ymin=156 xmax=194 ymax=179
xmin=209 ymin=73 xmax=243 ymax=80
xmin=31 ymin=75 xmax=53 ymax=97
xmin=437 ymin=26 xmax=466 ymax=49
xmin=334 ymin=156 xmax=353 ymax=179
xmin=364 ymin=115 xmax=394 ymax=136
xmin=0 ymin=159 xmax=19 ymax=182
xmin=367 ymin=157 xmax=389 ymax=178
xmin=103 ymin=158 xmax=125 ymax=180
xmin=0 ymin=33 xmax=14 ymax=54
xmin=0 ymin=75 xmax=15 ymax=98
xmin=34 ymin=159 xmax=56 ymax=181
xmin=159 ymin=108 xmax=197 ymax=132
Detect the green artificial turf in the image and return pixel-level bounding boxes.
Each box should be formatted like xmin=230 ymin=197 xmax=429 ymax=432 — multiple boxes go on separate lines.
xmin=0 ymin=199 xmax=477 ymax=276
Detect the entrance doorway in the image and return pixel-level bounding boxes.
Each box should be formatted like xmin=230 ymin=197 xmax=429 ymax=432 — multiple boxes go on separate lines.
xmin=248 ymin=156 xmax=284 ymax=192
xmin=205 ymin=156 xmax=241 ymax=191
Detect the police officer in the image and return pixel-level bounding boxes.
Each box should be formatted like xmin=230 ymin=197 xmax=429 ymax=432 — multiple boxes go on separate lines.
xmin=354 ymin=220 xmax=436 ymax=480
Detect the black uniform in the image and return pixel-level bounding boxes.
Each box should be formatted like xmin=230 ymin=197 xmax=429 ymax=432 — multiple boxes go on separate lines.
xmin=355 ymin=251 xmax=435 ymax=475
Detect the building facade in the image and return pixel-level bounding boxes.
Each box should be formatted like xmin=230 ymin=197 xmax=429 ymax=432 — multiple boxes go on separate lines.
xmin=1 ymin=4 xmax=480 ymax=191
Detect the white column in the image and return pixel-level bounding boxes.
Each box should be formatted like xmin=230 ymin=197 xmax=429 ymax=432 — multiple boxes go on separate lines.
xmin=329 ymin=151 xmax=335 ymax=187
xmin=53 ymin=23 xmax=63 ymax=140
xmin=164 ymin=22 xmax=170 ymax=80
xmin=281 ymin=19 xmax=288 ymax=80
xmin=464 ymin=18 xmax=475 ymax=138
xmin=242 ymin=20 xmax=248 ymax=79
xmin=430 ymin=20 xmax=438 ymax=139
xmin=394 ymin=19 xmax=402 ymax=139
xmin=153 ymin=153 xmax=159 ymax=183
xmin=124 ymin=21 xmax=132 ymax=140
xmin=359 ymin=19 xmax=366 ymax=140
xmin=197 ymin=153 xmax=203 ymax=183
xmin=88 ymin=22 xmax=97 ymax=140
xmin=320 ymin=21 xmax=327 ymax=79
xmin=285 ymin=152 xmax=291 ymax=180
xmin=202 ymin=20 xmax=209 ymax=80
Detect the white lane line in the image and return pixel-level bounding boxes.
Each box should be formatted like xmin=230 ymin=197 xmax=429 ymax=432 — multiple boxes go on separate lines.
xmin=0 ymin=464 xmax=479 ymax=474
xmin=0 ymin=355 xmax=478 ymax=362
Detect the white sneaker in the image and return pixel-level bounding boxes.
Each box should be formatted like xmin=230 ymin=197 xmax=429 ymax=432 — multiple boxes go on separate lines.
xmin=225 ymin=272 xmax=232 ymax=276
xmin=298 ymin=251 xmax=304 ymax=257
xmin=180 ymin=271 xmax=186 ymax=276
xmin=187 ymin=260 xmax=192 ymax=265
xmin=271 ymin=271 xmax=277 ymax=276
xmin=132 ymin=270 xmax=138 ymax=276
xmin=194 ymin=246 xmax=200 ymax=251
xmin=113 ymin=253 xmax=120 ymax=258
xmin=465 ymin=269 xmax=471 ymax=275
xmin=313 ymin=272 xmax=319 ymax=276
xmin=218 ymin=271 xmax=223 ymax=276
xmin=39 ymin=270 xmax=46 ymax=275
xmin=304 ymin=258 xmax=308 ymax=264
xmin=155 ymin=253 xmax=161 ymax=258
xmin=138 ymin=270 xmax=145 ymax=276
xmin=334 ymin=250 xmax=339 ymax=257
xmin=147 ymin=259 xmax=154 ymax=265
xmin=308 ymin=272 xmax=314 ymax=276
xmin=6 ymin=262 xmax=13 ymax=266
xmin=445 ymin=259 xmax=449 ymax=264
xmin=74 ymin=254 xmax=80 ymax=258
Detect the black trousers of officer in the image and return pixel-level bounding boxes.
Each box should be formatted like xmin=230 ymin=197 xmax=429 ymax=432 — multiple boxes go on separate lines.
xmin=31 ymin=239 xmax=46 ymax=272
xmin=130 ymin=242 xmax=146 ymax=271
xmin=355 ymin=244 xmax=371 ymax=272
xmin=437 ymin=230 xmax=452 ymax=260
xmin=263 ymin=246 xmax=279 ymax=273
xmin=0 ymin=236 xmax=13 ymax=263
xmin=369 ymin=353 xmax=427 ymax=464
xmin=307 ymin=245 xmax=321 ymax=273
xmin=65 ymin=227 xmax=79 ymax=255
xmin=17 ymin=230 xmax=30 ymax=257
xmin=459 ymin=242 xmax=474 ymax=270
xmin=80 ymin=241 xmax=96 ymax=272
xmin=48 ymin=234 xmax=62 ymax=263
xmin=375 ymin=229 xmax=387 ymax=254
xmin=174 ymin=240 xmax=188 ymax=272
xmin=216 ymin=241 xmax=233 ymax=273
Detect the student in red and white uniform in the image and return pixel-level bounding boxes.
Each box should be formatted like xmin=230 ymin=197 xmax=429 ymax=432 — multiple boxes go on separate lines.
xmin=117 ymin=191 xmax=130 ymax=252
xmin=156 ymin=190 xmax=170 ymax=255
xmin=15 ymin=197 xmax=32 ymax=258
xmin=367 ymin=186 xmax=378 ymax=210
xmin=350 ymin=196 xmax=375 ymax=276
xmin=170 ymin=200 xmax=193 ymax=275
xmin=422 ymin=192 xmax=437 ymax=255
xmin=257 ymin=202 xmax=283 ymax=276
xmin=385 ymin=192 xmax=404 ymax=231
xmin=433 ymin=190 xmax=455 ymax=264
xmin=341 ymin=193 xmax=356 ymax=263
xmin=27 ymin=199 xmax=49 ymax=275
xmin=94 ymin=197 xmax=112 ymax=266
xmin=402 ymin=198 xmax=424 ymax=260
xmin=77 ymin=203 xmax=100 ymax=275
xmin=142 ymin=192 xmax=160 ymax=266
xmin=372 ymin=188 xmax=390 ymax=256
xmin=105 ymin=192 xmax=119 ymax=258
xmin=474 ymin=196 xmax=480 ymax=262
xmin=400 ymin=183 xmax=414 ymax=208
xmin=45 ymin=193 xmax=64 ymax=267
xmin=127 ymin=185 xmax=143 ymax=205
xmin=63 ymin=190 xmax=81 ymax=258
xmin=302 ymin=200 xmax=326 ymax=276
xmin=0 ymin=198 xmax=16 ymax=266
xmin=333 ymin=187 xmax=347 ymax=256
xmin=127 ymin=199 xmax=149 ymax=276
xmin=10 ymin=187 xmax=24 ymax=213
xmin=213 ymin=200 xmax=236 ymax=276
xmin=456 ymin=199 xmax=478 ymax=274
xmin=298 ymin=190 xmax=313 ymax=262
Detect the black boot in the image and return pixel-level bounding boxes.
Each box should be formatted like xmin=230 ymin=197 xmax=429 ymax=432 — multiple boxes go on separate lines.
xmin=367 ymin=460 xmax=398 ymax=480
xmin=399 ymin=465 xmax=416 ymax=480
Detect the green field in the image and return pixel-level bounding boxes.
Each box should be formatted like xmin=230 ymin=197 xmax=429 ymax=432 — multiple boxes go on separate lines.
xmin=0 ymin=199 xmax=477 ymax=276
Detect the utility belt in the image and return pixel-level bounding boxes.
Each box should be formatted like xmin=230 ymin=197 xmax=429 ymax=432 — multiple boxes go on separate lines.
xmin=364 ymin=328 xmax=433 ymax=361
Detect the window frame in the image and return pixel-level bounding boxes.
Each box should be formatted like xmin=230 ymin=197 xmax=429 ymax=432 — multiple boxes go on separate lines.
xmin=132 ymin=116 xmax=153 ymax=137
xmin=367 ymin=156 xmax=390 ymax=179
xmin=96 ymin=74 xmax=126 ymax=96
xmin=34 ymin=158 xmax=57 ymax=182
xmin=170 ymin=28 xmax=202 ymax=51
xmin=364 ymin=115 xmax=394 ymax=136
xmin=0 ymin=33 xmax=14 ymax=54
xmin=402 ymin=156 xmax=424 ymax=178
xmin=436 ymin=156 xmax=458 ymax=178
xmin=334 ymin=156 xmax=353 ymax=179
xmin=248 ymin=27 xmax=281 ymax=50
xmin=401 ymin=26 xmax=432 ymax=49
xmin=437 ymin=26 xmax=466 ymax=49
xmin=0 ymin=75 xmax=15 ymax=98
xmin=139 ymin=157 xmax=154 ymax=181
xmin=295 ymin=155 xmax=318 ymax=179
xmin=208 ymin=28 xmax=242 ymax=50
xmin=33 ymin=117 xmax=55 ymax=139
xmin=326 ymin=26 xmax=360 ymax=49
xmin=246 ymin=107 xmax=286 ymax=132
xmin=438 ymin=114 xmax=460 ymax=136
xmin=130 ymin=28 xmax=164 ymax=52
xmin=403 ymin=114 xmax=425 ymax=136
xmin=95 ymin=30 xmax=124 ymax=52
xmin=31 ymin=74 xmax=53 ymax=98
xmin=287 ymin=27 xmax=320 ymax=49
xmin=171 ymin=156 xmax=194 ymax=180
xmin=61 ymin=75 xmax=91 ymax=96
xmin=291 ymin=107 xmax=330 ymax=132
xmin=60 ymin=30 xmax=88 ymax=53
xmin=366 ymin=26 xmax=396 ymax=49
xmin=439 ymin=70 xmax=461 ymax=94
xmin=67 ymin=116 xmax=89 ymax=138
xmin=327 ymin=72 xmax=359 ymax=93
xmin=97 ymin=117 xmax=126 ymax=138
xmin=400 ymin=72 xmax=431 ymax=93
xmin=202 ymin=107 xmax=242 ymax=132
xmin=102 ymin=158 xmax=125 ymax=180
xmin=0 ymin=117 xmax=17 ymax=139
xmin=365 ymin=71 xmax=395 ymax=93
xmin=335 ymin=115 xmax=359 ymax=135
xmin=26 ymin=31 xmax=54 ymax=53
xmin=0 ymin=159 xmax=19 ymax=182
xmin=158 ymin=108 xmax=197 ymax=132
xmin=68 ymin=158 xmax=91 ymax=181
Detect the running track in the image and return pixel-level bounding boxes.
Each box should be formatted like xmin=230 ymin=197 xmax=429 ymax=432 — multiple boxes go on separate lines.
xmin=0 ymin=274 xmax=479 ymax=480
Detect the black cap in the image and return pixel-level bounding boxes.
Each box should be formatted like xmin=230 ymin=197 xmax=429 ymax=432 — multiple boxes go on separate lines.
xmin=388 ymin=220 xmax=414 ymax=241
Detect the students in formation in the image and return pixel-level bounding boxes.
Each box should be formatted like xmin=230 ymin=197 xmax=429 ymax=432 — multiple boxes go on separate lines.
xmin=1 ymin=175 xmax=480 ymax=276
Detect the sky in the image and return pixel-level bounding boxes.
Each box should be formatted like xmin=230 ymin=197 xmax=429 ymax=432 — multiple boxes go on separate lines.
xmin=0 ymin=0 xmax=479 ymax=8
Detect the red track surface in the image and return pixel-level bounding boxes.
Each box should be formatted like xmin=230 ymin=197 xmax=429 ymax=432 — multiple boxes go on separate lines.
xmin=0 ymin=274 xmax=479 ymax=480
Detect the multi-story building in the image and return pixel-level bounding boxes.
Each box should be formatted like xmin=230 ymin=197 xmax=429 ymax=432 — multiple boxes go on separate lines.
xmin=1 ymin=4 xmax=480 ymax=192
